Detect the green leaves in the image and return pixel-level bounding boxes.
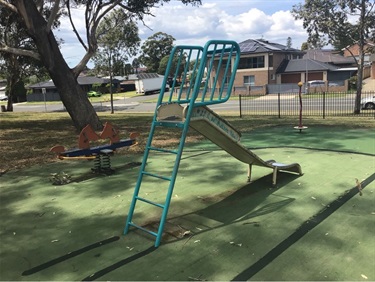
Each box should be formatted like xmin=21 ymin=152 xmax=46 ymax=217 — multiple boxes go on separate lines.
xmin=291 ymin=0 xmax=374 ymax=50
xmin=93 ymin=9 xmax=141 ymax=76
xmin=139 ymin=32 xmax=175 ymax=73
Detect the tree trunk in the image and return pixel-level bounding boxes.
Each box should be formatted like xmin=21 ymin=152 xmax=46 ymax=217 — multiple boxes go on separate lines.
xmin=354 ymin=54 xmax=364 ymax=114
xmin=354 ymin=0 xmax=367 ymax=115
xmin=14 ymin=0 xmax=102 ymax=131
xmin=6 ymin=76 xmax=14 ymax=112
xmin=5 ymin=55 xmax=20 ymax=112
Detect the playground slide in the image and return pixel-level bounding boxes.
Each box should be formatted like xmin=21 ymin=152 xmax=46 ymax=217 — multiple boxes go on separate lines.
xmin=157 ymin=104 xmax=303 ymax=185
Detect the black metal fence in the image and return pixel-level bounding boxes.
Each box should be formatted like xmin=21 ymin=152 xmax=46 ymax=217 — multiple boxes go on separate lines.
xmin=239 ymin=91 xmax=375 ymax=118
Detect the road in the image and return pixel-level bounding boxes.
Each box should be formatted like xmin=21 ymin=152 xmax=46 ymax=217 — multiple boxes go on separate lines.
xmin=12 ymin=93 xmax=242 ymax=113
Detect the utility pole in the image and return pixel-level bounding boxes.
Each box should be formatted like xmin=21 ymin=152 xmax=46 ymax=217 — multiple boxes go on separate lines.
xmin=109 ymin=51 xmax=114 ymax=114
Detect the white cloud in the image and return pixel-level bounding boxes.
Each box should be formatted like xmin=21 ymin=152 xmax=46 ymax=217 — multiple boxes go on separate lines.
xmin=218 ymin=8 xmax=273 ymax=39
xmin=138 ymin=3 xmax=307 ymax=47
xmin=265 ymin=10 xmax=307 ymax=48
xmin=55 ymin=2 xmax=308 ymax=67
xmin=139 ymin=3 xmax=228 ymax=41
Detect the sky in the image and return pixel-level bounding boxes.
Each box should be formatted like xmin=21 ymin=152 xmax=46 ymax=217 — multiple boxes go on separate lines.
xmin=56 ymin=0 xmax=308 ymax=68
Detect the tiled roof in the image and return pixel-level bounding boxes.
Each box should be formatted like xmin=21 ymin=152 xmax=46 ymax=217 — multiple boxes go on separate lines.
xmin=303 ymin=50 xmax=356 ymax=65
xmin=77 ymin=76 xmax=110 ymax=85
xmin=28 ymin=76 xmax=110 ymax=89
xmin=239 ymin=39 xmax=302 ymax=54
xmin=278 ymin=59 xmax=339 ymax=73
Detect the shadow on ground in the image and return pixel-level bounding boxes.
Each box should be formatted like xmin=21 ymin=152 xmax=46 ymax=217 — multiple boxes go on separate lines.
xmin=0 ymin=126 xmax=374 ymax=281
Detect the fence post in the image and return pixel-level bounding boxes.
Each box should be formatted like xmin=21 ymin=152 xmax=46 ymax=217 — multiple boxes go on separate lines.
xmin=239 ymin=94 xmax=242 ymax=118
xmin=278 ymin=92 xmax=281 ymax=119
xmin=323 ymin=91 xmax=326 ymax=119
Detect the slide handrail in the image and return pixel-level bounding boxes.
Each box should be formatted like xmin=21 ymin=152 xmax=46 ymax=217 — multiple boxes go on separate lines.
xmin=156 ymin=40 xmax=241 ymax=110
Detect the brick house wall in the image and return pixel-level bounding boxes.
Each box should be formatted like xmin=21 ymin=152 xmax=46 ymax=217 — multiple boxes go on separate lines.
xmin=233 ymin=52 xmax=288 ymax=88
xmin=343 ymin=44 xmax=361 ymax=57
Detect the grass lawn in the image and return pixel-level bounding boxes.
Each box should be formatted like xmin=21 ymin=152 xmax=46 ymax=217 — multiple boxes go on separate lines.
xmin=1 ymin=112 xmax=374 ymax=173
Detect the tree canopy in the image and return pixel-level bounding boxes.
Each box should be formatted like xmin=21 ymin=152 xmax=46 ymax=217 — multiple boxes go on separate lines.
xmin=0 ymin=0 xmax=202 ymax=130
xmin=93 ymin=8 xmax=140 ymax=76
xmin=292 ymin=0 xmax=374 ymax=50
xmin=158 ymin=53 xmax=187 ymax=79
xmin=139 ymin=32 xmax=175 ymax=73
xmin=292 ymin=0 xmax=375 ymax=113
xmin=0 ymin=3 xmax=51 ymax=110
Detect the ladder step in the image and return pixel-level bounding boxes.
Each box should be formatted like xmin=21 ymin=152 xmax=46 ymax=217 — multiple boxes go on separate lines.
xmin=149 ymin=146 xmax=178 ymax=154
xmin=136 ymin=196 xmax=165 ymax=208
xmin=142 ymin=171 xmax=171 ymax=181
xmin=128 ymin=222 xmax=158 ymax=237
xmin=154 ymin=121 xmax=184 ymax=128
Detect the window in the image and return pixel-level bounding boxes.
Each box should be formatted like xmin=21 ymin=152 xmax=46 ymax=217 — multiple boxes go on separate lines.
xmin=224 ymin=76 xmax=230 ymax=87
xmin=212 ymin=76 xmax=230 ymax=87
xmin=238 ymin=56 xmax=265 ymax=69
xmin=244 ymin=76 xmax=255 ymax=86
xmin=268 ymin=55 xmax=273 ymax=67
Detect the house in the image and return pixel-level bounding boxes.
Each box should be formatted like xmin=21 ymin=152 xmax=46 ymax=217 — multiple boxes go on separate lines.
xmin=27 ymin=76 xmax=118 ymax=101
xmin=217 ymin=39 xmax=360 ymax=94
xmin=232 ymin=39 xmax=304 ymax=88
xmin=342 ymin=40 xmax=375 ymax=79
xmin=120 ymin=75 xmax=138 ymax=92
xmin=276 ymin=58 xmax=356 ymax=84
xmin=342 ymin=40 xmax=374 ymax=63
xmin=303 ymin=49 xmax=356 ymax=68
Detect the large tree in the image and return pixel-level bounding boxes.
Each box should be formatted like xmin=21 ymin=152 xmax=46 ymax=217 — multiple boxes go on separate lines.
xmin=158 ymin=53 xmax=187 ymax=79
xmin=0 ymin=3 xmax=51 ymax=111
xmin=93 ymin=9 xmax=140 ymax=77
xmin=292 ymin=0 xmax=375 ymax=114
xmin=139 ymin=32 xmax=175 ymax=73
xmin=0 ymin=0 xmax=201 ymax=131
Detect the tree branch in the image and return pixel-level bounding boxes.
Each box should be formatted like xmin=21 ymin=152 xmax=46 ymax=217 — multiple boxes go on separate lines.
xmin=72 ymin=51 xmax=93 ymax=76
xmin=66 ymin=0 xmax=88 ymax=51
xmin=35 ymin=0 xmax=44 ymax=12
xmin=0 ymin=45 xmax=41 ymax=60
xmin=46 ymin=0 xmax=61 ymax=32
xmin=0 ymin=0 xmax=18 ymax=12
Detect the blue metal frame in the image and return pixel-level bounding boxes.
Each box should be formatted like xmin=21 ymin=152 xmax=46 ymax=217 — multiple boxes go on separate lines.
xmin=59 ymin=139 xmax=136 ymax=157
xmin=124 ymin=40 xmax=240 ymax=247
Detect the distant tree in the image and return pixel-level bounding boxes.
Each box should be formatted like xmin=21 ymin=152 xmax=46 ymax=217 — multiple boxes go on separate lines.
xmin=0 ymin=4 xmax=51 ymax=111
xmin=124 ymin=63 xmax=133 ymax=76
xmin=158 ymin=55 xmax=170 ymax=76
xmin=93 ymin=9 xmax=140 ymax=77
xmin=292 ymin=0 xmax=375 ymax=114
xmin=301 ymin=42 xmax=309 ymax=51
xmin=158 ymin=53 xmax=186 ymax=80
xmin=0 ymin=0 xmax=201 ymax=130
xmin=286 ymin=37 xmax=292 ymax=49
xmin=330 ymin=22 xmax=360 ymax=51
xmin=139 ymin=32 xmax=175 ymax=73
xmin=132 ymin=58 xmax=141 ymax=74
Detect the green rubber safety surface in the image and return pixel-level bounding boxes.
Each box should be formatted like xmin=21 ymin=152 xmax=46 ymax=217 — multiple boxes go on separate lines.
xmin=0 ymin=126 xmax=374 ymax=281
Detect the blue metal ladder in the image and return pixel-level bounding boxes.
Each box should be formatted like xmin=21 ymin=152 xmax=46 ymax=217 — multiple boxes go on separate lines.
xmin=123 ymin=40 xmax=241 ymax=247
